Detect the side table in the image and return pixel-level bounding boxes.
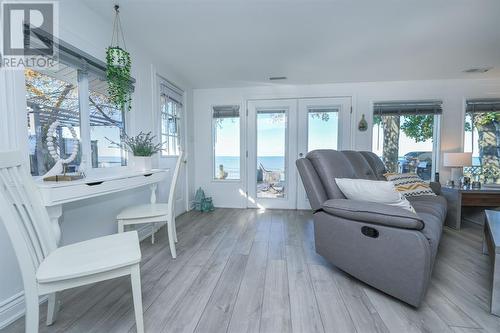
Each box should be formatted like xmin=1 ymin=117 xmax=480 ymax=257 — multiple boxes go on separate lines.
xmin=441 ymin=186 xmax=500 ymax=230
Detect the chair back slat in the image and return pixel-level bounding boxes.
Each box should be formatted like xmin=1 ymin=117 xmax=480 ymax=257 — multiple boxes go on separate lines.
xmin=0 ymin=151 xmax=57 ymax=276
xmin=167 ymin=151 xmax=184 ymax=217
xmin=0 ymin=168 xmax=45 ymax=266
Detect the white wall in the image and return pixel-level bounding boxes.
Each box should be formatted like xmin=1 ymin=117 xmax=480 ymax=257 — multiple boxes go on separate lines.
xmin=0 ymin=1 xmax=193 ymax=328
xmin=193 ymin=78 xmax=500 ymax=208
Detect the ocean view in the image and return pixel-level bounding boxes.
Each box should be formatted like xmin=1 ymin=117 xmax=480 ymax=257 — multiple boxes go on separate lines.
xmin=215 ymin=156 xmax=285 ymax=179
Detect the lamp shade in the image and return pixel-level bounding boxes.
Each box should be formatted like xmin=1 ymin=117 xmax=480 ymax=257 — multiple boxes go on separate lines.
xmin=443 ymin=152 xmax=472 ymax=167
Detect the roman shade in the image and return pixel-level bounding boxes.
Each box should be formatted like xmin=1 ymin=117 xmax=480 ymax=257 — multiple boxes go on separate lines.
xmin=374 ymin=100 xmax=443 ymax=115
xmin=213 ymin=105 xmax=240 ymax=118
xmin=160 ymin=78 xmax=184 ymax=105
xmin=466 ymin=99 xmax=500 ymax=113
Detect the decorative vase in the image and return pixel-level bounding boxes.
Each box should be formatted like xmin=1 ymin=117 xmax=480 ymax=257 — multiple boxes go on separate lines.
xmin=132 ymin=156 xmax=152 ymax=171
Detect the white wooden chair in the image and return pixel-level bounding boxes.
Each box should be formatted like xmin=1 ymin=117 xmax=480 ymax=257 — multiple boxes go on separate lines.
xmin=117 ymin=151 xmax=183 ymax=258
xmin=0 ymin=151 xmax=144 ymax=333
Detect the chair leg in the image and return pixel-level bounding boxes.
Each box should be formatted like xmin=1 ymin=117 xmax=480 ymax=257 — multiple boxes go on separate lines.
xmin=172 ymin=215 xmax=178 ymax=243
xmin=130 ymin=265 xmax=144 ymax=333
xmin=46 ymin=292 xmax=60 ymax=326
xmin=25 ymin=292 xmax=40 ymax=333
xmin=118 ymin=220 xmax=125 ymax=233
xmin=167 ymin=221 xmax=177 ymax=259
xmin=151 ymin=224 xmax=155 ymax=244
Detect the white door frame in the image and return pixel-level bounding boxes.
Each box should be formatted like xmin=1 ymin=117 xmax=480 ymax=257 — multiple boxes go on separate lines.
xmin=246 ymin=99 xmax=298 ymax=209
xmin=153 ymin=69 xmax=188 ymax=215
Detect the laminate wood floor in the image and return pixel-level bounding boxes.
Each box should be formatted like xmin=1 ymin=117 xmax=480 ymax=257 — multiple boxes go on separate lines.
xmin=4 ymin=208 xmax=500 ymax=333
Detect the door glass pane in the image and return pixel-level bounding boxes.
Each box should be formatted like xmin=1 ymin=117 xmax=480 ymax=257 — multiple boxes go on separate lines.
xmin=257 ymin=110 xmax=286 ymax=198
xmin=308 ymin=108 xmax=339 ymax=151
xmin=213 ymin=106 xmax=240 ymax=180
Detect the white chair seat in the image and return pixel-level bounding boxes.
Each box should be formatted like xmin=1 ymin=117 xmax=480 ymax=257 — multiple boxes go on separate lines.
xmin=117 ymin=203 xmax=169 ymax=220
xmin=37 ymin=231 xmax=141 ymax=283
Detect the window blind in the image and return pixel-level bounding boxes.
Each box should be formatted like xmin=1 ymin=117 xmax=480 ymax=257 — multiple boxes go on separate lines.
xmin=373 ymin=100 xmax=443 ymax=116
xmin=466 ymin=99 xmax=500 ymax=113
xmin=308 ymin=107 xmax=338 ymax=113
xmin=213 ymin=105 xmax=240 ymax=118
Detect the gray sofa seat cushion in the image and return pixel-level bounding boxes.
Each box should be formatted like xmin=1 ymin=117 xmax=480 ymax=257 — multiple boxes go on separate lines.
xmin=418 ymin=212 xmax=443 ymax=261
xmin=322 ymin=199 xmax=425 ymax=230
xmin=408 ymin=195 xmax=447 ymax=222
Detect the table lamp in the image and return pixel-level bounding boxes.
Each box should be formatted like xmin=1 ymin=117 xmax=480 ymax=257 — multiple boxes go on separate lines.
xmin=443 ymin=152 xmax=472 ymax=184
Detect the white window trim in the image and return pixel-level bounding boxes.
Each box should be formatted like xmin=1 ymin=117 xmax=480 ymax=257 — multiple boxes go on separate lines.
xmin=158 ymin=76 xmax=184 ymax=158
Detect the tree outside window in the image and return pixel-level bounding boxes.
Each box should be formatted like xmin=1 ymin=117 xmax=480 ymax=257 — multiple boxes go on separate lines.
xmin=372 ymin=101 xmax=441 ymax=181
xmin=464 ymin=99 xmax=500 ymax=183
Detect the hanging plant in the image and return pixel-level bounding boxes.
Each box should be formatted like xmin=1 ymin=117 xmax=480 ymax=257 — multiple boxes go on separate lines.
xmin=106 ymin=46 xmax=131 ymax=112
xmin=106 ymin=5 xmax=132 ymax=112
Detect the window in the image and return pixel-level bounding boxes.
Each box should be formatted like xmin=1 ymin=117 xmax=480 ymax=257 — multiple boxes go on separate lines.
xmin=25 ymin=40 xmax=133 ymax=176
xmin=88 ymin=73 xmax=126 ymax=168
xmin=212 ymin=105 xmax=240 ymax=180
xmin=26 ymin=66 xmax=81 ymax=176
xmin=307 ymin=107 xmax=339 ymax=151
xmin=464 ymin=99 xmax=500 ymax=183
xmin=160 ymin=79 xmax=183 ymax=156
xmin=372 ymin=100 xmax=442 ymax=181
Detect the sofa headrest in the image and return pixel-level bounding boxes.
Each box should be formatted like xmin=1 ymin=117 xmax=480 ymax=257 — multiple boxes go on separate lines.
xmin=360 ymin=151 xmax=387 ymax=180
xmin=299 ymin=150 xmax=386 ymax=202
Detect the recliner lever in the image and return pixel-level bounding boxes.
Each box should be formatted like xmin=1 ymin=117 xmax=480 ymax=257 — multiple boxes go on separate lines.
xmin=361 ymin=226 xmax=379 ymax=238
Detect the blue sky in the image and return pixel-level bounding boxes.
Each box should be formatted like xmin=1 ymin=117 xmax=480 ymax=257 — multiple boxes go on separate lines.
xmin=215 ymin=111 xmax=340 ymax=157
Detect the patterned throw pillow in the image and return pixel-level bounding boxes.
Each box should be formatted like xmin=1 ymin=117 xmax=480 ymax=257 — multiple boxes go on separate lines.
xmin=384 ymin=173 xmax=436 ymax=197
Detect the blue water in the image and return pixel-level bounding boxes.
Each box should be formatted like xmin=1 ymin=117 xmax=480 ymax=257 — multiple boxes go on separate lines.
xmin=215 ymin=156 xmax=285 ymax=179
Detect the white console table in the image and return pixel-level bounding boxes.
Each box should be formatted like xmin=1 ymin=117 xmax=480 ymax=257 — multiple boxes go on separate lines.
xmin=35 ymin=169 xmax=169 ymax=244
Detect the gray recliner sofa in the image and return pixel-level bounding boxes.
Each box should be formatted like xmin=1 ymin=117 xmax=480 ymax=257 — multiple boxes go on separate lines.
xmin=296 ymin=149 xmax=447 ymax=307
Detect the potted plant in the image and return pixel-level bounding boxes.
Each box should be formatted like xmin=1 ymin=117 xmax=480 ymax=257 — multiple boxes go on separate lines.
xmin=106 ymin=46 xmax=132 ymax=112
xmin=108 ymin=132 xmax=162 ymax=171
xmin=106 ymin=5 xmax=132 ymax=112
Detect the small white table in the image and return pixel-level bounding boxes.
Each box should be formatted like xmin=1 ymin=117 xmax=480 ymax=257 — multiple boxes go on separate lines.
xmin=35 ymin=169 xmax=168 ymax=244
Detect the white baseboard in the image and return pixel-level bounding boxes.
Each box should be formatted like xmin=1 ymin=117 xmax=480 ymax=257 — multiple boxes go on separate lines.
xmin=0 ymin=291 xmax=25 ymax=329
xmin=0 ymin=291 xmax=48 ymax=330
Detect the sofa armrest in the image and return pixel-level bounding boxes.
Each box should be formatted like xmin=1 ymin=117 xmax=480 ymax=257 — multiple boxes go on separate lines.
xmin=321 ymin=199 xmax=424 ymax=230
xmin=429 ymin=181 xmax=441 ymax=195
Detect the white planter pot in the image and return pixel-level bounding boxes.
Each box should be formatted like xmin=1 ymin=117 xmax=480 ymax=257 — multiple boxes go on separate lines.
xmin=131 ymin=156 xmax=152 ymax=172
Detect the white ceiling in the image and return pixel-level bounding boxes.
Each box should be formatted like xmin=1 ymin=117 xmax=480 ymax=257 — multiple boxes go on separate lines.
xmin=82 ymin=0 xmax=500 ymax=88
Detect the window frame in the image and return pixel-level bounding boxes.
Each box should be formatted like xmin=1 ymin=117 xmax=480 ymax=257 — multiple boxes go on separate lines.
xmin=211 ymin=105 xmax=241 ymax=182
xmin=23 ymin=33 xmax=135 ymax=176
xmin=463 ymin=98 xmax=500 ymax=181
xmin=159 ymin=81 xmax=183 ymax=157
xmin=25 ymin=65 xmax=130 ymax=176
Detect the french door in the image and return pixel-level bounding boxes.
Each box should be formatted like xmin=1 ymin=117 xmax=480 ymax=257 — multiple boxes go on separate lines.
xmin=247 ymin=97 xmax=351 ymax=209
xmin=296 ymin=97 xmax=351 ymax=209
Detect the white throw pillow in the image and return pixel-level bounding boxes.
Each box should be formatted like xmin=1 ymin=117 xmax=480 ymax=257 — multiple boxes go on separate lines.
xmin=335 ymin=178 xmax=415 ymax=213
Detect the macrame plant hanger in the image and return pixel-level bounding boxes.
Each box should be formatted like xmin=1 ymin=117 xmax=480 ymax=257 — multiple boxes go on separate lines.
xmin=111 ymin=5 xmax=127 ymax=51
